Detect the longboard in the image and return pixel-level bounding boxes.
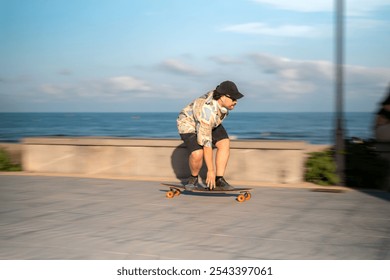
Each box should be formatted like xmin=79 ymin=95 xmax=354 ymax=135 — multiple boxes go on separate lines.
xmin=161 ymin=182 xmax=252 ymax=202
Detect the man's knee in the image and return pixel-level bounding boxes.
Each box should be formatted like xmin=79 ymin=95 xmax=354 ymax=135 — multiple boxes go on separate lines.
xmin=216 ymin=138 xmax=230 ymax=150
xmin=190 ymin=149 xmax=203 ymax=161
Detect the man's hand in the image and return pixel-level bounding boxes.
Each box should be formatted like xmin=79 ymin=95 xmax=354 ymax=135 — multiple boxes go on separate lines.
xmin=206 ymin=170 xmax=216 ymax=189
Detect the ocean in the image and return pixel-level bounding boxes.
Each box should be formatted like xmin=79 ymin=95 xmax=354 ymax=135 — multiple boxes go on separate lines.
xmin=0 ymin=112 xmax=375 ymax=144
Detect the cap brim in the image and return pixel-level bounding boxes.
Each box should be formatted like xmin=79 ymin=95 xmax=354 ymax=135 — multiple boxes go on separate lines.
xmin=236 ymin=92 xmax=244 ymax=99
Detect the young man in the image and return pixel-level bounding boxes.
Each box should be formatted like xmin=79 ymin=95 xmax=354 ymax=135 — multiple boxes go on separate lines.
xmin=177 ymin=80 xmax=244 ymax=190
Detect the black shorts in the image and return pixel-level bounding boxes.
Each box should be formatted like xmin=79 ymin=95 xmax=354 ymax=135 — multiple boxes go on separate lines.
xmin=180 ymin=124 xmax=229 ymax=153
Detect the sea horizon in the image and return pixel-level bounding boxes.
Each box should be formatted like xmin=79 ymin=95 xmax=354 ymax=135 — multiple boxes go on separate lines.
xmin=0 ymin=112 xmax=375 ymax=144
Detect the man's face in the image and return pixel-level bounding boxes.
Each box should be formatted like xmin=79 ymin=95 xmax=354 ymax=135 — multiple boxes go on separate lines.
xmin=222 ymin=95 xmax=238 ymax=110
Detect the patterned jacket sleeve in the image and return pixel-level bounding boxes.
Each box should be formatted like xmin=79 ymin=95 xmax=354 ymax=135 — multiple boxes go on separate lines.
xmin=194 ymin=102 xmax=217 ymax=147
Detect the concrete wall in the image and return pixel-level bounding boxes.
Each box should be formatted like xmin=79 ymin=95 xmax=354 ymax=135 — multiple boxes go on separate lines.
xmin=21 ymin=137 xmax=308 ymax=184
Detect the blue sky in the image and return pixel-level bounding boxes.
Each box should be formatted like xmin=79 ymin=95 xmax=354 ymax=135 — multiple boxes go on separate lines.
xmin=0 ymin=0 xmax=389 ymax=112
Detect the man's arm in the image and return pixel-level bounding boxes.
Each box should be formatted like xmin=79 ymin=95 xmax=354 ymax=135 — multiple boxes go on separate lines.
xmin=197 ymin=118 xmax=217 ymax=189
xmin=203 ymin=146 xmax=215 ymax=189
xmin=194 ymin=101 xmax=217 ymax=188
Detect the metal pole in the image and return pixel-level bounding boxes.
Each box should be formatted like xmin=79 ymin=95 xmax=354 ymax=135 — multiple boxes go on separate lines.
xmin=335 ymin=0 xmax=345 ymax=185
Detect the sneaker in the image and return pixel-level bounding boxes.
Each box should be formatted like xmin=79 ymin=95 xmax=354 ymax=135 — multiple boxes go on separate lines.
xmin=215 ymin=177 xmax=235 ymax=191
xmin=184 ymin=176 xmax=198 ymax=190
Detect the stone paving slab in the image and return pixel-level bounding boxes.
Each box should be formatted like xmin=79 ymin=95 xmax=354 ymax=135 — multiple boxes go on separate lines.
xmin=0 ymin=174 xmax=389 ymax=260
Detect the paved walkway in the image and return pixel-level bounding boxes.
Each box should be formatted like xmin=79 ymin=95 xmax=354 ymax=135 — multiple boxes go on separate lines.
xmin=0 ymin=174 xmax=389 ymax=260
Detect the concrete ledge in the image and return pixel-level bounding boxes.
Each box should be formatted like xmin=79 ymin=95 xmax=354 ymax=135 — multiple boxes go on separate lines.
xmin=22 ymin=137 xmax=308 ymax=184
xmin=22 ymin=137 xmax=306 ymax=149
xmin=22 ymin=137 xmax=182 ymax=148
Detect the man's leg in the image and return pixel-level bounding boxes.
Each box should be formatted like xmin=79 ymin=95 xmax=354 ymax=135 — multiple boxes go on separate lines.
xmin=189 ymin=149 xmax=203 ymax=177
xmin=211 ymin=125 xmax=233 ymax=189
xmin=180 ymin=133 xmax=203 ymax=189
xmin=185 ymin=149 xmax=203 ymax=190
xmin=215 ymin=138 xmax=230 ymax=176
xmin=214 ymin=137 xmax=233 ymax=190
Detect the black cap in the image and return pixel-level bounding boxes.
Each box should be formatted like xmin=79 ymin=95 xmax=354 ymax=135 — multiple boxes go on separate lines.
xmin=215 ymin=81 xmax=244 ymax=100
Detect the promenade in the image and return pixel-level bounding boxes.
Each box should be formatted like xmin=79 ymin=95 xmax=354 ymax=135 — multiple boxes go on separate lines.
xmin=0 ymin=173 xmax=389 ymax=260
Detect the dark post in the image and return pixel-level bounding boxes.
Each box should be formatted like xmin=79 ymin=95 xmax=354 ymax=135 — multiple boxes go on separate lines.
xmin=335 ymin=0 xmax=345 ymax=185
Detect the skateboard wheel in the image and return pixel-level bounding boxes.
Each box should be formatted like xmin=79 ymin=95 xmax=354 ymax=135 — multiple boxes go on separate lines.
xmin=237 ymin=194 xmax=246 ymax=203
xmin=166 ymin=191 xmax=175 ymax=199
xmin=174 ymin=190 xmax=181 ymax=196
xmin=245 ymin=192 xmax=251 ymax=200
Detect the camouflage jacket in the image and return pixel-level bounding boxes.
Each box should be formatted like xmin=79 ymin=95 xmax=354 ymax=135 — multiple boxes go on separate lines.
xmin=177 ymin=91 xmax=228 ymax=147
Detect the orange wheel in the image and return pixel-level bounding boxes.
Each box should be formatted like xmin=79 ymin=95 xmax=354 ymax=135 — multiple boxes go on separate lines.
xmin=245 ymin=192 xmax=251 ymax=200
xmin=174 ymin=190 xmax=181 ymax=196
xmin=166 ymin=191 xmax=175 ymax=199
xmin=237 ymin=194 xmax=246 ymax=203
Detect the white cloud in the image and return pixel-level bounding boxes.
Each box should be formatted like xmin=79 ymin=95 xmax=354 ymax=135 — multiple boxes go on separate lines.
xmin=344 ymin=65 xmax=390 ymax=90
xmin=252 ymin=0 xmax=389 ymax=15
xmin=223 ymin=2 xmax=388 ymax=40
xmin=10 ymin=54 xmax=390 ymax=112
xmin=250 ymin=53 xmax=333 ymax=81
xmin=57 ymin=69 xmax=73 ymax=76
xmin=347 ymin=18 xmax=388 ymax=30
xmin=108 ymin=76 xmax=151 ymax=92
xmin=159 ymin=59 xmax=201 ymax=76
xmin=248 ymin=52 xmax=390 ymax=101
xmin=40 ymin=84 xmax=71 ymax=97
xmin=222 ymin=22 xmax=316 ymax=37
xmin=252 ymin=0 xmax=331 ymax=13
xmin=210 ymin=55 xmax=244 ymax=65
xmin=38 ymin=76 xmax=152 ymax=101
xmin=345 ymin=0 xmax=390 ymax=16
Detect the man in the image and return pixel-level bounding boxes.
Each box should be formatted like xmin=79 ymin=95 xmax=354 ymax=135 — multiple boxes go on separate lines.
xmin=177 ymin=80 xmax=244 ymax=190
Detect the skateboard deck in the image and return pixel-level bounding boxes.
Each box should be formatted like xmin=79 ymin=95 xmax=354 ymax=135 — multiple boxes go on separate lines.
xmin=162 ymin=182 xmax=252 ymax=202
